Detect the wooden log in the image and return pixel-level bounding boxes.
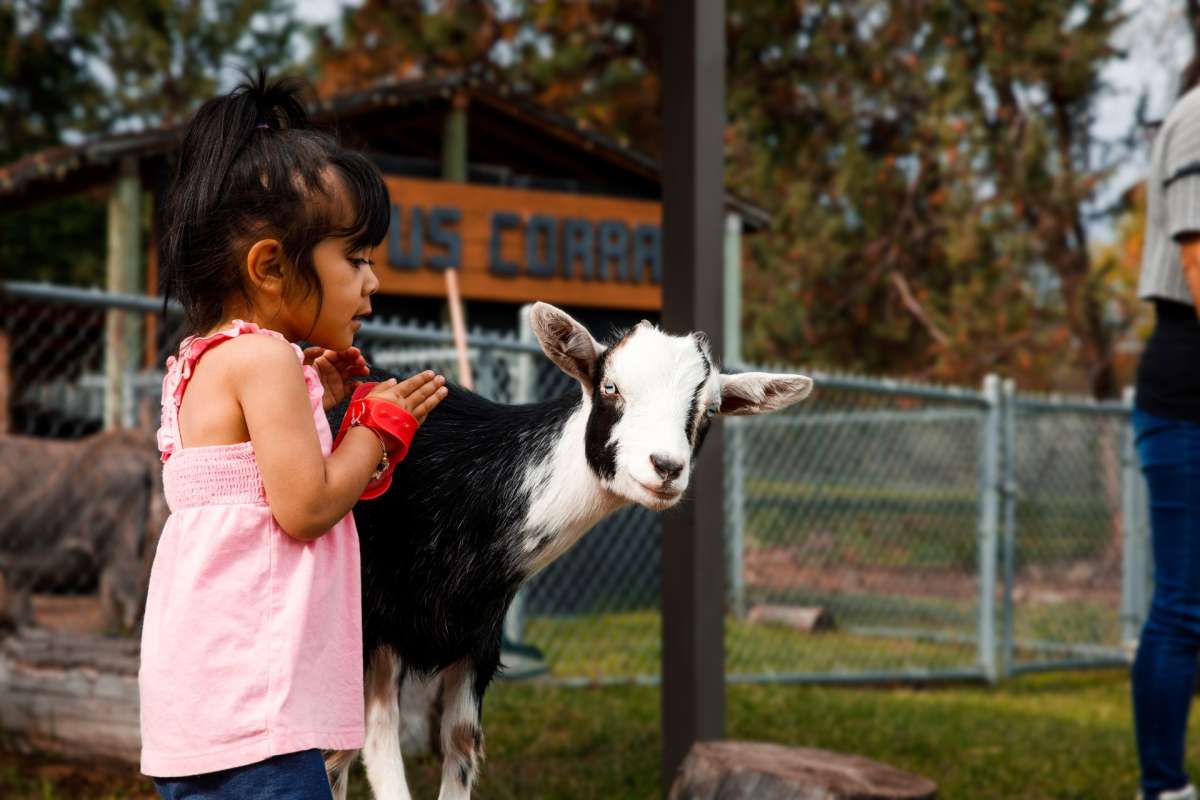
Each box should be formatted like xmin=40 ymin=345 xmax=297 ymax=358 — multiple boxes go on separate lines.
xmin=669 ymin=741 xmax=937 ymax=800
xmin=0 ymin=628 xmax=141 ymax=766
xmin=747 ymin=604 xmax=835 ymax=632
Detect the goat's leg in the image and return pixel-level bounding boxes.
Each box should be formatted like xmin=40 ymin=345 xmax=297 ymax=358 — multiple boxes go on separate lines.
xmin=436 ymin=659 xmax=484 ymax=800
xmin=359 ymin=644 xmax=413 ymax=800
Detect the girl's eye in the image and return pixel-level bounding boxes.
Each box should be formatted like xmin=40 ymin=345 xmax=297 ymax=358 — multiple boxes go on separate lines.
xmin=349 ymin=258 xmax=369 ymax=268
xmin=602 ymin=381 xmax=619 ymax=396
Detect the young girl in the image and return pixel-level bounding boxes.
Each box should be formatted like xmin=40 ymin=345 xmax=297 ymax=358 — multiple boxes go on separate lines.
xmin=138 ymin=73 xmax=446 ymax=799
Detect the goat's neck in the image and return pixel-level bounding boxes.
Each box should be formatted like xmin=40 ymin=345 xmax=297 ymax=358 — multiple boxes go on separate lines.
xmin=519 ymin=396 xmax=626 ymax=576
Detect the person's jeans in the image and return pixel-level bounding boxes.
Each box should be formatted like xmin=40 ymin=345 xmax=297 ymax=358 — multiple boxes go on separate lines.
xmin=152 ymin=748 xmax=333 ymax=800
xmin=1133 ymin=406 xmax=1200 ymax=798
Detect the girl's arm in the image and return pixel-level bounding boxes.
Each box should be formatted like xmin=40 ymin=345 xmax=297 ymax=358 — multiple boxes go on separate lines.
xmin=232 ymin=334 xmax=441 ymax=541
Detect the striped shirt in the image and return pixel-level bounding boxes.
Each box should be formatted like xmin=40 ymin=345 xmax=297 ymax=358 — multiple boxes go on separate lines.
xmin=1139 ymin=85 xmax=1200 ymax=305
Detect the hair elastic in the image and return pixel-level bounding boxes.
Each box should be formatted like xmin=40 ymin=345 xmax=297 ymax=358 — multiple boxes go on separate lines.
xmin=256 ymin=122 xmax=269 ymax=129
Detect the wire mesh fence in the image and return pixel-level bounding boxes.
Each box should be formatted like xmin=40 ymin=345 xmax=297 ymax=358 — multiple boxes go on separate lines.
xmin=724 ymin=376 xmax=990 ymax=682
xmin=0 ymin=280 xmax=1150 ymax=686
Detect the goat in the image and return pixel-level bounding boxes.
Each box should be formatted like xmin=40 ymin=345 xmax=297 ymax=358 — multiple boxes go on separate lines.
xmin=325 ymin=303 xmax=813 ymax=800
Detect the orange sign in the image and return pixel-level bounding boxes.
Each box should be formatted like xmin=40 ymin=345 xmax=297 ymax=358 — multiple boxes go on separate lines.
xmin=375 ymin=176 xmax=662 ymax=310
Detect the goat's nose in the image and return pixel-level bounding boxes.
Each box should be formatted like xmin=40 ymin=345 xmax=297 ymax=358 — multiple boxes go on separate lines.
xmin=650 ymin=454 xmax=684 ymax=481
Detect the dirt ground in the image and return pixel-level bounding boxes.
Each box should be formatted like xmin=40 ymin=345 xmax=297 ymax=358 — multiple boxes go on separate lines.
xmin=0 ymin=748 xmax=156 ymax=799
xmin=744 ymin=545 xmax=1124 ymax=607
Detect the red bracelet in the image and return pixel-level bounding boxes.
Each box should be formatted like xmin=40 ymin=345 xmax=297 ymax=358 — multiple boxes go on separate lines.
xmin=332 ymin=382 xmax=420 ymax=500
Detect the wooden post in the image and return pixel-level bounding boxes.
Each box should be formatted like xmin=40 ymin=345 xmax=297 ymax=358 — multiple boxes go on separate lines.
xmin=144 ymin=195 xmax=158 ymax=370
xmin=103 ymin=157 xmax=142 ymax=431
xmin=661 ymin=0 xmax=726 ymax=792
xmin=442 ymin=93 xmax=474 ymax=390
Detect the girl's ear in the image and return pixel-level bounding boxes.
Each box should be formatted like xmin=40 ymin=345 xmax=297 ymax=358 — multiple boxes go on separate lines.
xmin=245 ymin=239 xmax=285 ymax=299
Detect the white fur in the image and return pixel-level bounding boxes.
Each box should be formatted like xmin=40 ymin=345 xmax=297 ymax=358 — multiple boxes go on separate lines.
xmin=361 ymin=650 xmax=411 ymax=800
xmin=602 ymin=327 xmax=720 ymax=506
xmin=520 ymin=398 xmax=625 ymax=574
xmin=436 ymin=660 xmax=481 ymax=800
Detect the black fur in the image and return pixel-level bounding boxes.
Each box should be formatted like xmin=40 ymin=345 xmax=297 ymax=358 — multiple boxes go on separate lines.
xmin=584 ymin=353 xmax=621 ymax=481
xmin=333 ymin=374 xmax=578 ymax=688
xmin=682 ymin=338 xmax=713 ymax=445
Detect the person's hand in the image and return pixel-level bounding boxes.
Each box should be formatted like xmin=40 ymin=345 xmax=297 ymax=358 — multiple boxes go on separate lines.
xmin=304 ymin=346 xmax=370 ymax=411
xmin=367 ymin=371 xmax=448 ymax=424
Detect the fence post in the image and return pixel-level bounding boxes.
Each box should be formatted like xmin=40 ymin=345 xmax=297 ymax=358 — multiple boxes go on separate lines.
xmin=1120 ymin=386 xmax=1145 ymax=649
xmin=502 ymin=304 xmax=538 ymax=644
xmin=726 ymin=414 xmax=747 ymax=619
xmin=977 ymin=374 xmax=1002 ymax=682
xmin=999 ymin=378 xmax=1017 ymax=679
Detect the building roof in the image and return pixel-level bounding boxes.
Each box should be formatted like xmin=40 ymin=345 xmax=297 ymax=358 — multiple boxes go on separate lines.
xmin=0 ymin=74 xmax=769 ymax=230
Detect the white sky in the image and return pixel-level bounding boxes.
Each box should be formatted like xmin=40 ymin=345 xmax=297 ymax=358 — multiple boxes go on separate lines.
xmin=1091 ymin=0 xmax=1193 ymax=239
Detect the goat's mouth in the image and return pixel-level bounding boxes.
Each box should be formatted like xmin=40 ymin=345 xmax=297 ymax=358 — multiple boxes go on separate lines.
xmin=634 ymin=479 xmax=683 ymax=505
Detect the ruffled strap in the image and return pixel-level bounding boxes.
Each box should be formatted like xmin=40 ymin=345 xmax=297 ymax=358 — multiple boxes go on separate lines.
xmin=157 ymin=320 xmax=324 ymax=463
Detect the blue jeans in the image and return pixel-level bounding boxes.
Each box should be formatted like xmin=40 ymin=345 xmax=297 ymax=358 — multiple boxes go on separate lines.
xmin=1133 ymin=407 xmax=1200 ymax=798
xmin=152 ymin=748 xmax=333 ymax=800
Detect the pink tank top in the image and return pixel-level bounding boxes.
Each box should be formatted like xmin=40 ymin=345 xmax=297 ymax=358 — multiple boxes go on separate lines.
xmin=139 ymin=320 xmax=364 ymax=778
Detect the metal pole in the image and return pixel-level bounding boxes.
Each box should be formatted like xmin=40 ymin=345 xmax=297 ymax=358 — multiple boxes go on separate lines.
xmin=999 ymin=378 xmax=1017 ymax=679
xmin=503 ymin=304 xmax=539 ymax=644
xmin=723 ymin=213 xmax=746 ymax=620
xmin=661 ymin=0 xmax=726 ymax=790
xmin=723 ymin=212 xmax=742 ymax=366
xmin=1120 ymin=386 xmax=1143 ymax=648
xmin=977 ymin=374 xmax=1001 ymax=682
xmin=726 ymin=416 xmax=747 ymax=620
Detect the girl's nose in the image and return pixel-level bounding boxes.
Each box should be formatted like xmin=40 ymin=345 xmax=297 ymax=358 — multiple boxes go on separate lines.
xmin=365 ymin=264 xmax=380 ymax=295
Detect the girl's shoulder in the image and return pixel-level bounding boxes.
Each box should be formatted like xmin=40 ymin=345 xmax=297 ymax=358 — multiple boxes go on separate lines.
xmin=171 ymin=322 xmax=303 ymax=381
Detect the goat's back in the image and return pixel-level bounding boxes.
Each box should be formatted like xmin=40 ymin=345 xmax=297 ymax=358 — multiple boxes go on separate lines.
xmin=330 ymin=377 xmax=580 ymax=675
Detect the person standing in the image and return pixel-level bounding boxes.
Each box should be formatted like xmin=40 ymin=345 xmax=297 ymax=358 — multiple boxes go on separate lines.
xmin=1132 ymin=81 xmax=1200 ymax=800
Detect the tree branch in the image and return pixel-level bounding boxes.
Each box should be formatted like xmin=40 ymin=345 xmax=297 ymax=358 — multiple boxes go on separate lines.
xmin=889 ymin=271 xmax=950 ymax=348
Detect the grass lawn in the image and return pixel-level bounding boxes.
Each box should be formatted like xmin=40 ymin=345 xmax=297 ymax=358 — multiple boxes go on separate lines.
xmin=524 ymin=609 xmax=1124 ymax=681
xmin=0 ymin=668 xmax=1178 ymax=799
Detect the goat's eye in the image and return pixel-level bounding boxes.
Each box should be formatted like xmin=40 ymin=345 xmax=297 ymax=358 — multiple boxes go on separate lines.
xmin=706 ymin=404 xmax=718 ymax=418
xmin=601 ymin=381 xmax=619 ymax=396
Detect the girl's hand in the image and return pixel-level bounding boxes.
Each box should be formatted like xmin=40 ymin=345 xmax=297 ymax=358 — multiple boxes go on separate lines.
xmin=304 ymin=346 xmax=370 ymax=411
xmin=368 ymin=371 xmax=448 ymax=424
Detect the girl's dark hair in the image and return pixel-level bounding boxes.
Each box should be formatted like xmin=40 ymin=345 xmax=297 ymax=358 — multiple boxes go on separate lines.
xmin=159 ymin=69 xmax=389 ymax=334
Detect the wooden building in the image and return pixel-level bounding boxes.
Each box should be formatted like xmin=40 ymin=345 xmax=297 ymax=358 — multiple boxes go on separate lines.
xmin=0 ymin=74 xmax=767 ymax=336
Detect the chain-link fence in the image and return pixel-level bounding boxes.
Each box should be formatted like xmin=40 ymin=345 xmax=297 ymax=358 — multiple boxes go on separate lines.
xmin=0 ymin=280 xmax=1150 ymax=686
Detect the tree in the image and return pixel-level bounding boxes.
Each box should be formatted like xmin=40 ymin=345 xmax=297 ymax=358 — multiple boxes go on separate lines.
xmin=314 ymin=1 xmax=1136 ymax=396
xmin=0 ymin=0 xmax=309 ymax=285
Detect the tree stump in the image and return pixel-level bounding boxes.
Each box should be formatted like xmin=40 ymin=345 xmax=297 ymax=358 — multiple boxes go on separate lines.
xmin=0 ymin=627 xmax=141 ymax=765
xmin=669 ymin=741 xmax=937 ymax=800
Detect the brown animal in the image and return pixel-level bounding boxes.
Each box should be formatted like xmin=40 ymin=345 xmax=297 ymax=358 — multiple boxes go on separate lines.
xmin=0 ymin=430 xmax=166 ymax=632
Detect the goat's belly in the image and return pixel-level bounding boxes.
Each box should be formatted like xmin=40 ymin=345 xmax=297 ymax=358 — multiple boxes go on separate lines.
xmin=363 ymin=609 xmax=506 ymax=677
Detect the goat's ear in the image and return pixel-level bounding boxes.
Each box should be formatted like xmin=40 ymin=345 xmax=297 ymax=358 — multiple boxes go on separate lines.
xmin=718 ymin=372 xmax=813 ymax=416
xmin=530 ymin=302 xmax=602 ymax=388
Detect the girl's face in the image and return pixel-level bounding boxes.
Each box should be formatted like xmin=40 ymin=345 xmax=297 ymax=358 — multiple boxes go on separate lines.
xmin=283 ymin=237 xmax=379 ymax=350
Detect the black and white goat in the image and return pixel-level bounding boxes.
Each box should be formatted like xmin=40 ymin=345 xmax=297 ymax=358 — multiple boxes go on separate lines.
xmin=326 ymin=303 xmax=812 ymax=800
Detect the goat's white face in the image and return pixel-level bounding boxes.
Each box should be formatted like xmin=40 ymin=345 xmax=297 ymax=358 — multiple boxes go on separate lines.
xmin=530 ymin=303 xmax=813 ymax=511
